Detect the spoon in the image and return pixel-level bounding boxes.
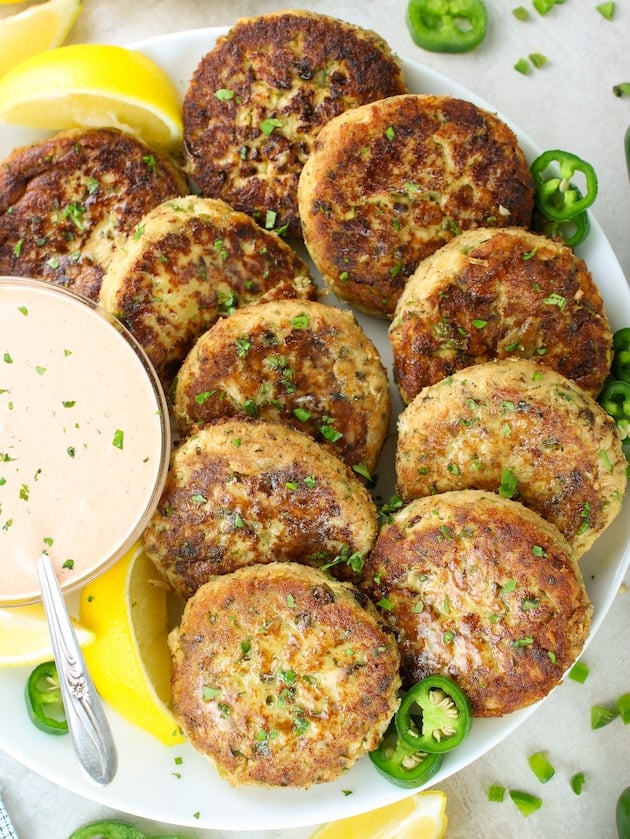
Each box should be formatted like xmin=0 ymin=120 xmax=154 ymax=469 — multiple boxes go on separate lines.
xmin=36 ymin=553 xmax=118 ymax=786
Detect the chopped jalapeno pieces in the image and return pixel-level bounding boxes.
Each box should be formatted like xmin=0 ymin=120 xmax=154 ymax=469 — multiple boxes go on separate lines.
xmin=395 ymin=675 xmax=472 ymax=754
xmin=612 ymin=328 xmax=630 ymax=384
xmin=527 ymin=751 xmax=555 ymax=783
xmin=509 ymin=790 xmax=542 ymax=817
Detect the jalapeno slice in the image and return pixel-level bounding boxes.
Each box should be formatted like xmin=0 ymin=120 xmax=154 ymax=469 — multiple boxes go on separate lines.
xmin=406 ymin=0 xmax=488 ymax=54
xmin=612 ymin=328 xmax=630 ymax=384
xmin=599 ymin=379 xmax=630 ymax=435
xmin=67 ymin=820 xmax=147 ymax=839
xmin=369 ymin=721 xmax=443 ymax=788
xmin=530 ymin=149 xmax=598 ymax=222
xmin=25 ymin=660 xmax=68 ymax=735
xmin=395 ymin=675 xmax=473 ymax=754
xmin=535 ymin=205 xmax=590 ymax=248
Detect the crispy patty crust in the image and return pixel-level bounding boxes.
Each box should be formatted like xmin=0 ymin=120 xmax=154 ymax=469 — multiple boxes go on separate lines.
xmin=360 ymin=490 xmax=592 ymax=716
xmin=389 ymin=227 xmax=613 ymax=403
xmin=298 ymin=94 xmax=535 ymax=317
xmin=395 ymin=359 xmax=627 ymax=557
xmin=183 ymin=10 xmax=407 ymax=238
xmin=172 ymin=298 xmax=391 ymax=472
xmin=143 ymin=418 xmax=378 ymax=599
xmin=169 ymin=561 xmax=401 ymax=786
xmin=99 ymin=195 xmax=316 ymax=385
xmin=0 ymin=128 xmax=187 ymax=300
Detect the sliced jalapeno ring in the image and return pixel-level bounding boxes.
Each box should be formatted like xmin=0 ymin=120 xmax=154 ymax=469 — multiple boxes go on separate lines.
xmin=406 ymin=0 xmax=488 ymax=54
xmin=369 ymin=721 xmax=443 ymax=788
xmin=395 ymin=675 xmax=473 ymax=754
xmin=67 ymin=819 xmax=147 ymax=839
xmin=530 ymin=149 xmax=598 ymax=222
xmin=25 ymin=660 xmax=68 ymax=735
xmin=537 ymin=207 xmax=590 ymax=248
xmin=598 ymin=379 xmax=630 ymax=438
xmin=612 ymin=328 xmax=630 ymax=384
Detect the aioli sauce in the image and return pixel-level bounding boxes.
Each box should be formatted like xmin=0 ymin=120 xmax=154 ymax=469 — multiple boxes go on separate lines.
xmin=0 ymin=278 xmax=170 ymax=605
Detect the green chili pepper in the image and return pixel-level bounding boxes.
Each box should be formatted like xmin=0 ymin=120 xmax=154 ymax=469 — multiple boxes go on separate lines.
xmin=406 ymin=0 xmax=488 ymax=53
xmin=613 ymin=328 xmax=630 ymax=384
xmin=509 ymin=789 xmax=543 ymax=816
xmin=395 ymin=675 xmax=473 ymax=754
xmin=617 ymin=787 xmax=630 ymax=839
xmin=539 ymin=208 xmax=590 ymax=247
xmin=67 ymin=820 xmax=147 ymax=839
xmin=598 ymin=380 xmax=630 ymax=439
xmin=369 ymin=720 xmax=443 ymax=787
xmin=25 ymin=660 xmax=68 ymax=735
xmin=530 ymin=149 xmax=598 ymax=222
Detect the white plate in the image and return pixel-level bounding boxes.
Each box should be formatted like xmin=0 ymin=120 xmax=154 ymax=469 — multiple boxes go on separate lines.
xmin=1 ymin=26 xmax=629 ymax=832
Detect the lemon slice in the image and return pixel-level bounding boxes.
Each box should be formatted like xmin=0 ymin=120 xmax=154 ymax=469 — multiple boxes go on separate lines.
xmin=309 ymin=790 xmax=448 ymax=839
xmin=79 ymin=542 xmax=184 ymax=746
xmin=0 ymin=43 xmax=183 ymax=150
xmin=0 ymin=603 xmax=94 ymax=667
xmin=0 ymin=0 xmax=82 ymax=78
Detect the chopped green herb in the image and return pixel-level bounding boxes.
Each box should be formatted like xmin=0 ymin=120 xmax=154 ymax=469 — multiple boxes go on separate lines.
xmin=509 ymin=790 xmax=542 ymax=817
xmin=590 ymin=704 xmax=619 ymax=729
xmin=542 ymin=292 xmax=567 ymax=309
xmin=214 ymin=88 xmax=235 ymax=100
xmin=472 ymin=318 xmax=488 ymax=329
xmin=596 ymin=1 xmax=615 ymax=19
xmin=293 ymin=407 xmax=311 ymax=422
xmin=501 ymin=578 xmax=517 ymax=595
xmin=143 ymin=154 xmax=157 ymax=173
xmin=286 ymin=594 xmax=296 ymax=608
xmin=513 ymin=636 xmax=534 ymax=648
xmin=514 ymin=57 xmax=532 ymax=75
xmin=260 ymin=117 xmax=283 ymax=136
xmin=528 ymin=751 xmax=555 ymax=783
xmin=112 ymin=429 xmax=124 ymax=450
xmin=264 ymin=209 xmax=277 ymax=229
xmin=512 ymin=5 xmax=530 ymax=18
xmin=385 ymin=126 xmax=395 ymax=141
xmin=377 ymin=597 xmax=394 ymax=611
xmin=498 ymin=467 xmax=519 ymax=499
xmin=616 ymin=692 xmax=630 ymax=724
xmin=529 ymin=52 xmax=548 ymax=68
xmin=570 ymin=771 xmax=586 ymax=795
xmin=290 ymin=313 xmax=309 ymax=330
xmin=568 ymin=661 xmax=590 ymax=684
xmin=352 ymin=463 xmax=372 ymax=482
xmin=488 ymin=784 xmax=506 ymax=802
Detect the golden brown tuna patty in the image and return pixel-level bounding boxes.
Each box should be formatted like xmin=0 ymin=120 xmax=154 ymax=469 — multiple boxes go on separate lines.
xmin=183 ymin=10 xmax=407 ymax=238
xmin=389 ymin=227 xmax=613 ymax=403
xmin=360 ymin=490 xmax=592 ymax=717
xmin=99 ymin=195 xmax=316 ymax=385
xmin=395 ymin=359 xmax=627 ymax=557
xmin=143 ymin=418 xmax=378 ymax=599
xmin=298 ymin=94 xmax=535 ymax=318
xmin=0 ymin=128 xmax=187 ymax=300
xmin=169 ymin=561 xmax=401 ymax=787
xmin=172 ymin=298 xmax=391 ymax=473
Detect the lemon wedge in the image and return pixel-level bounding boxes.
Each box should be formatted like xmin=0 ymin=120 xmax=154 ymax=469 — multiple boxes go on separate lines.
xmin=0 ymin=0 xmax=82 ymax=78
xmin=0 ymin=43 xmax=183 ymax=150
xmin=309 ymin=790 xmax=448 ymax=839
xmin=79 ymin=542 xmax=184 ymax=746
xmin=0 ymin=603 xmax=94 ymax=667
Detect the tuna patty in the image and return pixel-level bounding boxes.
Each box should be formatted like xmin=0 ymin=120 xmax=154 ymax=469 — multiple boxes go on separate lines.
xmin=169 ymin=561 xmax=401 ymax=787
xmin=360 ymin=490 xmax=592 ymax=717
xmin=389 ymin=226 xmax=613 ymax=403
xmin=143 ymin=418 xmax=378 ymax=599
xmin=99 ymin=195 xmax=316 ymax=386
xmin=395 ymin=359 xmax=627 ymax=557
xmin=298 ymin=94 xmax=535 ymax=317
xmin=0 ymin=128 xmax=187 ymax=300
xmin=172 ymin=298 xmax=391 ymax=473
xmin=183 ymin=10 xmax=407 ymax=238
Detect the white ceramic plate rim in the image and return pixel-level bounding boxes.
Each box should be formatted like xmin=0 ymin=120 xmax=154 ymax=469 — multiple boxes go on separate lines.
xmin=0 ymin=25 xmax=628 ymax=832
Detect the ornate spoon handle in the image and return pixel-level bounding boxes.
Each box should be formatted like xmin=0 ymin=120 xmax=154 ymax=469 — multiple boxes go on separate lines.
xmin=37 ymin=553 xmax=118 ymax=786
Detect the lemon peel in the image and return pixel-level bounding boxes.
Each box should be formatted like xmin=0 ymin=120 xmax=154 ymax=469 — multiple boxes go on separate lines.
xmin=309 ymin=790 xmax=448 ymax=839
xmin=79 ymin=542 xmax=184 ymax=746
xmin=0 ymin=603 xmax=94 ymax=667
xmin=0 ymin=42 xmax=183 ymax=150
xmin=0 ymin=0 xmax=82 ymax=78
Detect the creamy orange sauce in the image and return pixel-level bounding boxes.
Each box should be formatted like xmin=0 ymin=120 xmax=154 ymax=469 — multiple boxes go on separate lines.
xmin=0 ymin=278 xmax=170 ymax=605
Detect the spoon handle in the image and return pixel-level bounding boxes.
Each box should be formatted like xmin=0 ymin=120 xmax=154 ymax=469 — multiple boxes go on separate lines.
xmin=37 ymin=553 xmax=118 ymax=786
